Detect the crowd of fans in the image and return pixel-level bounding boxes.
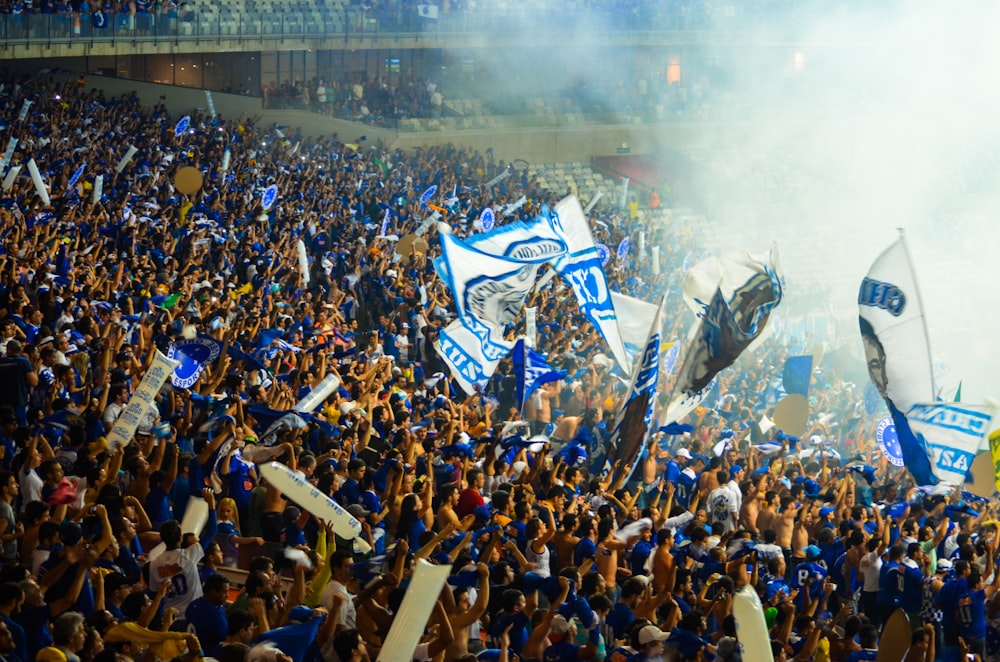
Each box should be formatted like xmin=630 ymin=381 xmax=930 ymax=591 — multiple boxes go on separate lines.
xmin=0 ymin=69 xmax=994 ymax=662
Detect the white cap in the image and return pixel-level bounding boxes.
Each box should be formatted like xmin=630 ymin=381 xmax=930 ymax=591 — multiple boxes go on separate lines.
xmin=638 ymin=625 xmax=669 ymax=645
xmin=676 ymin=448 xmax=693 ymax=460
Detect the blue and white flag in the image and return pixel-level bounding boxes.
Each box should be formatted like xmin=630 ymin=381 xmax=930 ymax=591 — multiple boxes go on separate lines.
xmin=512 ymin=338 xmax=567 ymax=414
xmin=435 ymin=319 xmax=513 ymax=394
xmin=438 ymin=230 xmax=549 ymax=342
xmin=667 ymin=249 xmax=783 ymax=425
xmin=904 ymin=402 xmax=995 ymax=485
xmin=600 ymin=294 xmax=666 ymax=482
xmin=167 ymin=336 xmax=223 ymax=389
xmin=876 ymin=417 xmax=903 ymax=467
xmin=262 ymin=184 xmax=278 ymax=211
xmin=681 ymin=247 xmax=783 ymax=319
xmin=617 ymin=236 xmax=630 ymax=261
xmin=174 ymin=115 xmax=191 ymax=137
xmin=859 ymin=236 xmax=938 ymax=485
xmin=67 ymin=163 xmax=86 ymax=189
xmin=463 ymin=215 xmax=567 ymax=262
xmin=420 ymin=185 xmax=437 ymax=207
xmin=551 ymin=196 xmax=631 ymax=372
xmin=480 ymin=207 xmax=495 ymax=231
xmin=596 ymin=243 xmax=611 ymax=267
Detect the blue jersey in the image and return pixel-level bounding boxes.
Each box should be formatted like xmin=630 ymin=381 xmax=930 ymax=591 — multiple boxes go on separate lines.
xmin=877 ymin=560 xmax=904 ymax=607
xmin=900 ymin=562 xmax=924 ymax=609
xmin=937 ymin=577 xmax=968 ymax=632
xmin=958 ymin=587 xmax=987 ymax=639
xmin=791 ymin=561 xmax=827 ymax=611
xmin=676 ymin=470 xmax=698 ymax=507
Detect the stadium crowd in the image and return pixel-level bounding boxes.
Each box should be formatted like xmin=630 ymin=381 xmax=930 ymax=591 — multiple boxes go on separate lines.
xmin=0 ymin=69 xmax=995 ymax=662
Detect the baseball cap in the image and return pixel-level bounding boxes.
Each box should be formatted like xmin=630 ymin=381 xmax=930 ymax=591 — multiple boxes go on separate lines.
xmin=802 ymin=544 xmax=821 ymax=559
xmin=819 ymin=506 xmax=835 ymax=518
xmin=730 ymin=465 xmax=744 ymax=479
xmin=60 ymin=522 xmax=84 ymax=546
xmin=936 ymin=558 xmax=953 ymax=571
xmin=676 ymin=448 xmax=693 ymax=460
xmin=638 ymin=625 xmax=669 ymax=646
xmin=346 ymin=504 xmax=371 ymax=520
xmin=549 ymin=614 xmax=571 ymax=636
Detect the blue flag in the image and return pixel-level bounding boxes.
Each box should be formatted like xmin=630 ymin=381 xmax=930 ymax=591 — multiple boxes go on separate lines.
xmin=782 ymin=355 xmax=813 ymax=397
xmin=167 ymin=336 xmax=223 ymax=389
xmin=258 ymin=618 xmax=322 ymax=662
xmin=512 ymin=338 xmax=567 ymax=414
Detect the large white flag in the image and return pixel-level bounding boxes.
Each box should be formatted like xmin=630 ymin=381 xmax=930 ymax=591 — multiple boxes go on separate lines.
xmin=858 ymin=237 xmax=935 ymax=413
xmin=905 ymin=403 xmax=995 ymax=486
xmin=681 ymin=247 xmax=783 ymax=318
xmin=551 ymin=196 xmax=631 ymax=371
xmin=858 ymin=235 xmax=938 ymax=485
xmin=666 ymin=249 xmax=783 ymax=425
xmin=598 ymin=295 xmax=666 ymax=482
xmin=611 ymin=291 xmax=661 ymax=361
xmin=435 ymin=319 xmax=513 ymax=394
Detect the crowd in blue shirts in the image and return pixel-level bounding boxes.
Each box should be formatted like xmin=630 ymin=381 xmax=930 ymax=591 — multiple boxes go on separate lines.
xmin=0 ymin=68 xmax=996 ymax=662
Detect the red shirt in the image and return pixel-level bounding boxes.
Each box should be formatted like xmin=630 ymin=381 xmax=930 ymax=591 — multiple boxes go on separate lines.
xmin=455 ymin=487 xmax=485 ymax=519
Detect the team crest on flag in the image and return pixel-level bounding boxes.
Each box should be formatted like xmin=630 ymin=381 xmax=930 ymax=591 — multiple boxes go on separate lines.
xmin=168 ymin=336 xmax=223 ymax=389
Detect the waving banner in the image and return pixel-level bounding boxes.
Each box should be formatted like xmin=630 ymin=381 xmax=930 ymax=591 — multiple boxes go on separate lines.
xmin=859 ymin=235 xmax=938 ymax=485
xmin=600 ymin=295 xmax=666 ymax=482
xmin=551 ymin=196 xmax=631 ymax=371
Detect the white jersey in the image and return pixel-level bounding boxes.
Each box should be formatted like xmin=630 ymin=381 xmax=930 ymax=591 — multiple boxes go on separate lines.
xmin=148 ymin=544 xmax=205 ymax=613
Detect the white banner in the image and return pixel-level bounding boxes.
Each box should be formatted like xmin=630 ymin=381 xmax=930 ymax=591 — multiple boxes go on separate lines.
xmin=681 ymin=247 xmax=784 ymax=318
xmin=906 ymin=402 xmax=995 ymax=486
xmin=858 ymin=237 xmax=935 ymax=413
xmin=435 ymin=319 xmax=513 ymax=394
xmin=552 ymin=196 xmax=631 ymax=371
xmin=611 ymin=291 xmax=661 ymax=362
xmin=377 ymin=560 xmax=452 ymax=662
xmin=107 ymin=350 xmax=180 ymax=451
xmin=525 ymin=306 xmax=537 ymax=348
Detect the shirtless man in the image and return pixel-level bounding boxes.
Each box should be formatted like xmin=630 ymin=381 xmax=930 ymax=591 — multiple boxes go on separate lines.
xmin=739 ymin=474 xmax=767 ymax=533
xmin=774 ymin=496 xmax=803 ymax=574
xmin=755 ymin=490 xmax=779 ymax=534
xmin=698 ymin=459 xmax=721 ymax=494
xmin=436 ymin=484 xmax=462 ymax=531
xmin=597 ymin=518 xmax=636 ymax=592
xmin=553 ymin=513 xmax=580 ymax=571
xmin=790 ymin=507 xmax=814 ymax=566
xmin=652 ymin=528 xmax=676 ymax=594
xmin=445 ymin=563 xmax=490 ymax=661
xmin=260 ymin=442 xmax=296 ymax=543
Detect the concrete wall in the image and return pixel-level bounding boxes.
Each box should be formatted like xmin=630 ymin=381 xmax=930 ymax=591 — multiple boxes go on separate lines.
xmin=65 ymin=74 xmax=769 ymax=166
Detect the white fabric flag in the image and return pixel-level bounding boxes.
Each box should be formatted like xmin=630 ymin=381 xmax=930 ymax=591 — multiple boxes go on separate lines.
xmin=681 ymin=246 xmax=784 ymax=318
xmin=611 ymin=291 xmax=661 ymax=362
xmin=858 ymin=237 xmax=935 ymax=413
xmin=905 ymin=402 xmax=995 ymax=486
xmin=551 ymin=196 xmax=631 ymax=371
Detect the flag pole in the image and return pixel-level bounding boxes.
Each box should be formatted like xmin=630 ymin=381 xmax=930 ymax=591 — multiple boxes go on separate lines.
xmin=896 ymin=228 xmax=937 ymax=399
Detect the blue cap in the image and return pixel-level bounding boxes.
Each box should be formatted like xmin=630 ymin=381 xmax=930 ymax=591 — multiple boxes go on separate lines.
xmin=730 ymin=465 xmax=744 ymax=479
xmin=819 ymin=507 xmax=835 ymax=518
xmin=803 ymin=544 xmax=821 ymax=559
